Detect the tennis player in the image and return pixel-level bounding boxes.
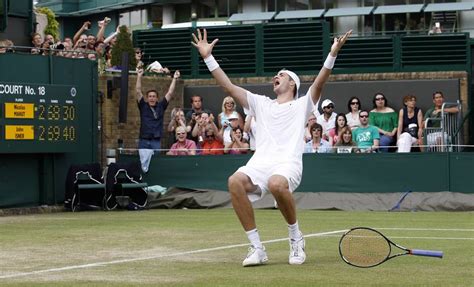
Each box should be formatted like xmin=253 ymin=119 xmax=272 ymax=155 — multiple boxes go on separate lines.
xmin=192 ymin=28 xmax=351 ymax=266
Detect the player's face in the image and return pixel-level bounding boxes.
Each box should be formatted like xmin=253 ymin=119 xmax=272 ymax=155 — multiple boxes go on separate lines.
xmin=272 ymin=72 xmax=292 ymax=95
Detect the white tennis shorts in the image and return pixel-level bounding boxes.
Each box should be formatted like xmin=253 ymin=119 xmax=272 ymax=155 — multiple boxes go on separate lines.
xmin=236 ymin=160 xmax=302 ymax=202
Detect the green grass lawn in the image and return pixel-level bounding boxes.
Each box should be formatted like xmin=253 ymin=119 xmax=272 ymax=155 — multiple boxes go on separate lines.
xmin=0 ymin=209 xmax=472 ymax=286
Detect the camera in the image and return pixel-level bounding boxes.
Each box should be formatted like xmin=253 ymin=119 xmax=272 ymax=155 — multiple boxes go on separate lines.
xmin=51 ymin=43 xmax=65 ymax=50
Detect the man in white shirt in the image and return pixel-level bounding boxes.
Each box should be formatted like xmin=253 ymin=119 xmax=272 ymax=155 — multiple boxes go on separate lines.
xmin=192 ymin=28 xmax=351 ymax=267
xmin=316 ymin=99 xmax=337 ymax=140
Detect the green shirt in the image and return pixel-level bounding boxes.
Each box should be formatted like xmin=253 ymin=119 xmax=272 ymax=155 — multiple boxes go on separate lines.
xmin=424 ymin=107 xmax=441 ymax=128
xmin=352 ymin=125 xmax=380 ymax=150
xmin=369 ymin=111 xmax=398 ymax=133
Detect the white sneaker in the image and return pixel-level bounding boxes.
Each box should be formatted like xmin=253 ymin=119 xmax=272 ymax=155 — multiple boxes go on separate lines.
xmin=242 ymin=245 xmax=268 ymax=267
xmin=289 ymin=237 xmax=306 ymax=265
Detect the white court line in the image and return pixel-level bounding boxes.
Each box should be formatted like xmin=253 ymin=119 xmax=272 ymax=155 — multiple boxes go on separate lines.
xmin=0 ymin=229 xmax=347 ymax=280
xmin=376 ymin=228 xmax=474 ymax=232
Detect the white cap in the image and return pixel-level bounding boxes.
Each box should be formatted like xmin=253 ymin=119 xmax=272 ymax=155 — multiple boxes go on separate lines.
xmin=279 ymin=69 xmax=300 ymax=98
xmin=146 ymin=61 xmax=163 ymax=72
xmin=321 ymin=99 xmax=334 ymax=109
xmin=227 ymin=112 xmax=239 ymax=120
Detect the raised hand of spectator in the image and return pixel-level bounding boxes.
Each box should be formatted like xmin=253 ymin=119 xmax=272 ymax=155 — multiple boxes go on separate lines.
xmin=136 ymin=67 xmax=144 ymax=77
xmin=173 ymin=70 xmax=181 ymax=79
xmin=83 ymin=21 xmax=91 ymax=31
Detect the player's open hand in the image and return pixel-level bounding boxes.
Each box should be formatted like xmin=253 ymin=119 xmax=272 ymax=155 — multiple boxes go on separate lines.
xmin=191 ymin=29 xmax=219 ymax=59
xmin=330 ymin=30 xmax=352 ymax=56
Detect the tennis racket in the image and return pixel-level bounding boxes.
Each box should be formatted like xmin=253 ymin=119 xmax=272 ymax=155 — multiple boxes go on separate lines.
xmin=339 ymin=227 xmax=443 ymax=268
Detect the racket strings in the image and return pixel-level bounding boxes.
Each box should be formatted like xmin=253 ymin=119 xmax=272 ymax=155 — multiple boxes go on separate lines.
xmin=340 ymin=229 xmax=390 ymax=267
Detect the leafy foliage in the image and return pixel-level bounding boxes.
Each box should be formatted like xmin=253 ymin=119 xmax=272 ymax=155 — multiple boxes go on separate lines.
xmin=36 ymin=7 xmax=60 ymax=41
xmin=111 ymin=25 xmax=137 ymax=69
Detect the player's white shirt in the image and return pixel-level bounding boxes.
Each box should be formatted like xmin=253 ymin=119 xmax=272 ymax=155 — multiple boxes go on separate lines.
xmin=245 ymin=87 xmax=318 ymax=166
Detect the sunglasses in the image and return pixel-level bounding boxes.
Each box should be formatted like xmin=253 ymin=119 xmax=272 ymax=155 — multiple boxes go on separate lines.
xmin=176 ymin=132 xmax=186 ymax=135
xmin=324 ymin=105 xmax=334 ymax=109
xmin=350 ymin=102 xmax=359 ymax=105
xmin=359 ymin=115 xmax=369 ymax=118
xmin=375 ymin=97 xmax=385 ymax=101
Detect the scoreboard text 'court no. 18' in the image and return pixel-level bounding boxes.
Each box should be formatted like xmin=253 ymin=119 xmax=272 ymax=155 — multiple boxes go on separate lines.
xmin=0 ymin=83 xmax=80 ymax=153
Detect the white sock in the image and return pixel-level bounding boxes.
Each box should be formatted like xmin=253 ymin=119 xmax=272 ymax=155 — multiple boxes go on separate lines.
xmin=246 ymin=228 xmax=263 ymax=249
xmin=288 ymin=222 xmax=303 ymax=241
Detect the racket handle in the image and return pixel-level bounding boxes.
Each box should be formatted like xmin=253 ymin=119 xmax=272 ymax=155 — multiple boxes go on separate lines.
xmin=410 ymin=249 xmax=443 ymax=258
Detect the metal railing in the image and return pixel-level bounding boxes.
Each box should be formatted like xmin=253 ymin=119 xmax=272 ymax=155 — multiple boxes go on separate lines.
xmin=423 ymin=101 xmax=462 ymax=152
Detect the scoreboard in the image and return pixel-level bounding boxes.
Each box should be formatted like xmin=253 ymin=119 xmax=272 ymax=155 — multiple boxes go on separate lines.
xmin=0 ymin=82 xmax=80 ymax=153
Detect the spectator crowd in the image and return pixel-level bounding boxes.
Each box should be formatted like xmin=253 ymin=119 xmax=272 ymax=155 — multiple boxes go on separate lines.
xmin=163 ymin=90 xmax=458 ymax=156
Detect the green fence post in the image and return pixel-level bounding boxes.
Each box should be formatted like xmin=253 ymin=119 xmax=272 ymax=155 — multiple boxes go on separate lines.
xmin=190 ymin=26 xmax=199 ymax=78
xmin=255 ymin=24 xmax=263 ymax=76
xmin=322 ymin=21 xmax=330 ymax=58
xmin=393 ymin=35 xmax=401 ymax=72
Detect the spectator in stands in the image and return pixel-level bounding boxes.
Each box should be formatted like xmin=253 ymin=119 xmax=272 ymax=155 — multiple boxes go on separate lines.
xmin=353 ymin=110 xmax=380 ymax=153
xmin=167 ymin=126 xmax=196 ymax=156
xmin=304 ymin=114 xmax=317 ymax=143
xmin=317 ymin=99 xmax=337 ymax=140
xmin=369 ymin=93 xmax=398 ymax=152
xmin=135 ymin=48 xmax=144 ymax=69
xmin=0 ymin=39 xmax=13 ymax=53
xmin=396 ymin=95 xmax=424 ymax=153
xmin=328 ymin=113 xmax=348 ymax=146
xmin=221 ymin=111 xmax=248 ymax=145
xmin=135 ymin=66 xmax=180 ymax=151
xmin=31 ymin=33 xmax=43 ymax=54
xmin=192 ymin=27 xmax=351 ymax=267
xmin=424 ymin=91 xmax=459 ymax=147
xmin=192 ymin=111 xmax=219 ymax=145
xmin=346 ymin=96 xmax=361 ymax=130
xmin=73 ymin=21 xmax=97 ymax=51
xmin=304 ymin=123 xmax=332 ymax=153
xmin=244 ymin=115 xmax=257 ymax=152
xmin=428 ymin=23 xmax=442 ymax=35
xmin=167 ymin=107 xmax=188 ymax=144
xmin=185 ymin=94 xmax=205 ymax=123
xmin=201 ymin=126 xmax=224 ymax=155
xmin=218 ymin=96 xmax=244 ymax=131
xmin=334 ymin=126 xmax=359 ymax=153
xmin=224 ymin=126 xmax=250 ymax=154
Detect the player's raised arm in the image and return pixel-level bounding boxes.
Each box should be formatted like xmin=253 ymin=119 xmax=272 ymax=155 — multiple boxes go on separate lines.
xmin=310 ymin=30 xmax=352 ymax=104
xmin=192 ymin=29 xmax=249 ymax=109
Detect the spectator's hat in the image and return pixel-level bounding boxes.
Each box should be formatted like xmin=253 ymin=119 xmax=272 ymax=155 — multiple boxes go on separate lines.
xmin=321 ymin=99 xmax=334 ymax=109
xmin=146 ymin=61 xmax=163 ymax=72
xmin=278 ymin=69 xmax=300 ymax=98
xmin=228 ymin=112 xmax=239 ymax=120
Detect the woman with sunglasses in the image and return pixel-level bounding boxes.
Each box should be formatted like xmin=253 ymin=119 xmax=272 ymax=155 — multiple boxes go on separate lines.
xmin=166 ymin=126 xmax=197 ymax=156
xmin=218 ymin=96 xmax=244 ymax=132
xmin=346 ymin=96 xmax=361 ymax=130
xmin=304 ymin=123 xmax=332 ymax=153
xmin=369 ymin=93 xmax=398 ymax=152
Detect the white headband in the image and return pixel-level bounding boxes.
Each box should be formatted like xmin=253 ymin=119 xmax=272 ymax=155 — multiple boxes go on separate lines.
xmin=279 ymin=70 xmax=300 ymax=98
